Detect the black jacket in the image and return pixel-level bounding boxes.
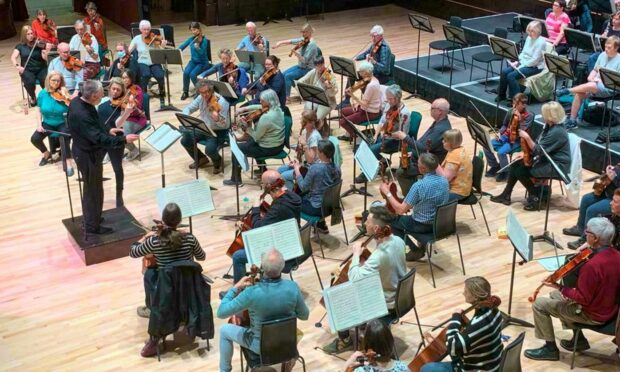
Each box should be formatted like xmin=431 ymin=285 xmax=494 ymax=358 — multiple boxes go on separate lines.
xmin=148 ymin=260 xmax=214 ymax=340
xmin=253 ymin=190 xmax=301 ymax=228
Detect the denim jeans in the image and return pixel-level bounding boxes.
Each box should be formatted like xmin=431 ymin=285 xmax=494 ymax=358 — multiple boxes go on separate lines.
xmin=390 ymin=215 xmax=433 ymax=250
xmin=219 ymin=324 xmax=260 ymax=372
xmin=420 ymin=362 xmax=453 ymax=372
xmin=577 ymin=192 xmax=611 ymax=231
xmin=370 ymin=137 xmax=400 ymax=160
xmin=183 ymin=60 xmax=208 ymax=93
xmin=277 ymin=164 xmax=296 ymax=191
xmin=498 ymin=65 xmax=540 ymax=98
xmin=483 ymin=136 xmax=520 ymax=169
xmin=180 ymin=128 xmax=227 ymax=162
xmin=283 ymin=65 xmax=311 ymax=97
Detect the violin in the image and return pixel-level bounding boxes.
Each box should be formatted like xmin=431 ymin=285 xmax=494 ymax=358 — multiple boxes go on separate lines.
xmin=528 ymin=247 xmax=593 ymax=303
xmin=289 ymin=37 xmax=310 ymax=57
xmin=369 ymin=40 xmax=382 ymax=60
xmin=81 ymin=32 xmax=93 ymax=47
xmin=50 ymin=89 xmax=71 ymax=106
xmin=228 ymin=265 xmax=261 ymax=326
xmin=251 ymin=33 xmax=264 ymax=48
xmin=111 ymin=92 xmax=136 ymax=110
xmin=350 ymin=77 xmax=371 ymax=93
xmin=28 ymin=39 xmax=47 ymax=49
xmin=193 ymin=34 xmax=203 ymax=49
xmin=63 ymin=55 xmax=84 ymax=71
xmin=379 ymin=163 xmax=402 ymax=214
xmin=222 ymin=62 xmax=239 ymax=86
xmin=381 ymin=106 xmax=400 ymax=152
xmin=346 ymin=349 xmax=378 ymax=372
xmin=143 ymin=32 xmax=163 ymax=47
xmin=592 ymin=164 xmax=620 ymax=196
xmin=238 ymin=106 xmax=269 ymax=130
xmin=260 ymin=68 xmax=277 ymax=85
xmin=41 ymin=18 xmax=57 ymax=33
xmin=320 ymin=68 xmax=333 ymax=86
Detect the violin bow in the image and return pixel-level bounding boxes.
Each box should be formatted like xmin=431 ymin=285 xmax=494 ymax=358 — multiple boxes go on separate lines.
xmin=469 ymin=99 xmax=500 ymax=138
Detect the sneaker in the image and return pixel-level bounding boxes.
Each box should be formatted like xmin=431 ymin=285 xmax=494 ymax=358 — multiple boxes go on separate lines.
xmin=180 ymin=92 xmax=188 ymax=100
xmin=126 ymin=148 xmax=140 ymax=161
xmin=315 ymin=225 xmax=329 ymax=235
xmin=567 ymin=237 xmax=586 ymax=250
xmin=223 ymin=179 xmax=242 ymax=186
xmin=562 ymin=225 xmax=583 ymax=237
xmin=140 ymin=338 xmax=159 ymax=358
xmin=321 ymin=337 xmax=353 ymax=354
xmin=485 ymin=165 xmax=500 ymax=177
xmin=189 ymin=157 xmax=210 ymax=169
xmin=213 ymin=159 xmax=223 ymax=175
xmin=337 ymin=134 xmax=352 ymax=141
xmin=39 ymin=156 xmax=50 ymax=166
xmin=524 ymin=345 xmax=560 ymax=361
xmin=137 ymin=306 xmax=150 ymax=318
xmin=564 ymin=118 xmax=578 ymax=130
xmin=555 ymin=87 xmax=570 ymax=97
xmin=523 ymin=197 xmax=544 ymax=211
xmin=560 ymin=335 xmax=591 ymax=352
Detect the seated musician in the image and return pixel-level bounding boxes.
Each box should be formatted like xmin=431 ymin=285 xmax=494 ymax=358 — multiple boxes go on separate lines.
xmin=556 ymin=35 xmax=620 ymax=130
xmin=273 ymin=23 xmax=319 ymax=100
xmin=179 ymin=22 xmax=211 ymax=100
xmin=218 ymin=248 xmax=309 ymax=372
xmin=490 ymin=101 xmax=571 ymax=211
xmin=83 ymin=2 xmax=107 ymax=63
xmin=237 ymin=22 xmax=269 ymax=77
xmin=355 ymin=84 xmax=411 ymax=184
xmin=117 ymin=70 xmax=147 ymax=161
xmin=296 ymin=56 xmax=338 ymax=122
xmin=483 ymin=93 xmax=534 ymax=182
xmin=337 ymin=61 xmax=382 ymax=142
xmin=106 ymin=42 xmax=139 ymax=80
xmin=421 ymin=276 xmax=503 ymax=371
xmin=293 ymin=140 xmax=341 ymax=235
xmin=11 ymin=25 xmax=50 ymax=107
xmin=69 ymin=20 xmax=100 ymax=80
xmin=587 ymin=11 xmax=620 ymax=73
xmin=225 ymin=89 xmax=284 ymax=186
xmin=564 ymin=184 xmax=620 ymax=250
xmin=242 ymin=55 xmax=286 ymax=108
xmin=524 ymin=217 xmax=620 ymax=361
xmin=344 ymin=319 xmax=410 ymax=372
xmin=179 ymin=80 xmax=230 ymax=174
xmin=380 ymin=153 xmax=449 ymax=262
xmin=496 ymin=20 xmax=546 ymax=104
xmin=394 ymin=98 xmax=452 ymax=195
xmin=31 ymin=9 xmax=58 ymax=45
xmin=278 ymin=109 xmax=322 ymax=190
xmin=48 ymin=43 xmax=83 ymax=94
xmin=198 ymin=48 xmax=249 ymax=104
xmin=435 ymin=129 xmax=472 ymax=202
xmin=229 ymin=170 xmax=301 ymax=285
xmin=546 ymin=0 xmax=571 ymax=54
xmin=129 ymin=20 xmax=168 ymax=107
xmin=322 ymin=205 xmax=406 ymax=353
xmin=355 ymin=25 xmax=393 ymax=84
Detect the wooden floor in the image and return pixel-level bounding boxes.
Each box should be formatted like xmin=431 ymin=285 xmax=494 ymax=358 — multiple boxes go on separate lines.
xmin=1 ymin=3 xmax=619 ymax=371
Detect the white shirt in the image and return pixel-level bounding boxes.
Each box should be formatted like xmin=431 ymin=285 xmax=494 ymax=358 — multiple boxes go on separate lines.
xmin=69 ymin=33 xmax=99 ymax=63
xmin=130 ymin=35 xmax=153 ymax=65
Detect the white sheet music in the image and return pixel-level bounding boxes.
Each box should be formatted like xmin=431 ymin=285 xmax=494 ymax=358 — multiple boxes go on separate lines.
xmin=355 ymin=141 xmax=380 ymax=182
xmin=156 ymin=179 xmax=215 ymax=217
xmin=506 ymin=208 xmax=533 ymax=262
xmin=243 ymin=218 xmax=303 ymax=265
xmin=146 ymin=123 xmax=182 ymax=153
xmin=229 ymin=132 xmax=249 ymax=172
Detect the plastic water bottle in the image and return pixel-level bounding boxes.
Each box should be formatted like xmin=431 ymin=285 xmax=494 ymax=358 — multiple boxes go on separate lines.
xmin=242 ymin=196 xmax=251 ymax=212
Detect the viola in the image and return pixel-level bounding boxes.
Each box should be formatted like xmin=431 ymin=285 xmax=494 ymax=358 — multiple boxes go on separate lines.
xmin=369 ymin=40 xmax=382 ymax=59
xmin=289 ymin=37 xmax=310 ymax=57
xmin=81 ymin=32 xmax=93 ymax=47
xmin=320 ymin=68 xmax=333 ymax=86
xmin=293 ymin=166 xmax=308 ymax=194
xmin=221 ymin=62 xmax=239 ymax=87
xmin=528 ymin=247 xmax=593 ymax=303
xmin=381 ymin=106 xmax=399 ymax=152
xmin=228 ymin=265 xmax=261 ymax=326
xmin=63 ymin=55 xmax=84 ymax=72
xmin=259 ymin=68 xmax=277 ymax=85
xmin=143 ymin=32 xmax=163 ymax=47
xmin=226 ymin=201 xmax=271 ymax=257
xmin=251 ymin=33 xmax=264 ymax=47
xmin=50 ymin=89 xmax=71 ymax=106
xmin=379 ymin=163 xmax=402 ymax=214
xmin=239 ymin=106 xmax=269 ymax=130
xmin=346 ymin=349 xmax=378 ymax=372
xmin=111 ymin=92 xmax=136 ymax=110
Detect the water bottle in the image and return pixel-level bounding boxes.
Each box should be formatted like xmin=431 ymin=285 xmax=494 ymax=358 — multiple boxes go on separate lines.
xmin=242 ymin=196 xmax=250 ymax=212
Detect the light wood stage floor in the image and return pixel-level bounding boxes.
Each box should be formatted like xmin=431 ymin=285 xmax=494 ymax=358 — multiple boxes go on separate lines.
xmin=0 ymin=4 xmax=618 ymax=371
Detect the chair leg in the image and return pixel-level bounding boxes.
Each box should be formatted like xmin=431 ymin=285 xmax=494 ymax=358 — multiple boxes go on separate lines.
xmin=427 ymin=46 xmax=431 ymax=69
xmin=469 ymin=204 xmax=477 ymax=220
xmin=456 ymin=233 xmax=465 ymax=275
xmin=479 ymin=202 xmax=491 ymax=237
xmin=427 ymin=243 xmax=436 ymax=288
xmin=299 ymin=356 xmax=307 ymax=372
xmin=570 ymin=328 xmax=582 ymax=369
xmin=413 ymin=306 xmax=426 ymax=350
xmin=460 ymin=48 xmax=466 ymax=69
xmin=138 ymin=138 xmax=142 ymax=161
xmin=316 ymin=227 xmax=325 ymax=259
xmin=560 ymin=181 xmax=565 ymax=196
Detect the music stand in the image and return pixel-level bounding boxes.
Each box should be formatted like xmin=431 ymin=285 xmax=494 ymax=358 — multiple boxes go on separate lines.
xmin=443 ymin=24 xmax=467 ymax=104
xmin=176 ymin=113 xmax=216 ymax=180
xmin=150 ymin=48 xmax=183 ymax=112
xmin=489 ymin=36 xmax=519 ymax=124
xmin=56 ymin=26 xmax=77 ymax=44
xmin=46 ymin=129 xmax=76 ymax=222
xmin=144 ymin=122 xmax=182 ymax=188
xmin=518 ymin=16 xmax=548 ymax=38
xmin=544 ymin=53 xmax=573 ymax=101
xmin=329 ymin=56 xmax=357 ymax=121
xmin=296 ymin=82 xmax=330 ymax=111
xmin=222 ymin=131 xmax=250 ymax=222
xmin=565 ymin=28 xmax=596 ymax=63
xmin=597 ymin=68 xmax=620 ymax=171
xmin=406 ymin=13 xmax=434 ymax=99
xmin=235 ymin=50 xmax=266 ymax=82
xmin=341 ymin=119 xmax=372 ymax=199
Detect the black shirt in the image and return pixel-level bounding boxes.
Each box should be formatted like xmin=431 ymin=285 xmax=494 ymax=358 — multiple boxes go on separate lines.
xmin=68 ymin=97 xmax=125 ymax=153
xmin=97 ymin=100 xmax=122 ymax=130
xmin=15 ymin=43 xmax=46 ymax=71
xmin=252 ymin=190 xmax=301 ymax=228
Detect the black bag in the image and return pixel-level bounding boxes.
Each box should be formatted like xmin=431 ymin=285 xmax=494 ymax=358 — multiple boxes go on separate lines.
xmin=596 ymin=126 xmax=620 ymax=143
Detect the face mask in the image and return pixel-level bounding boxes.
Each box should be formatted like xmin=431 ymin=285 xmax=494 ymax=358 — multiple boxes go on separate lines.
xmin=116 ymin=51 xmax=126 ymax=59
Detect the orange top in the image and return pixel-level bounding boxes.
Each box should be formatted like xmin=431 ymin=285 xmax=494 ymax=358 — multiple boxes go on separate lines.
xmin=31 ymin=19 xmax=58 ymax=45
xmin=83 ymin=15 xmax=106 ymax=49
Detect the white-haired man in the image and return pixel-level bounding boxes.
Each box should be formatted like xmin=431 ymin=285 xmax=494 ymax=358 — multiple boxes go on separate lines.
xmin=236 ymin=21 xmax=268 ymax=77
xmin=69 ymin=19 xmax=100 ymax=80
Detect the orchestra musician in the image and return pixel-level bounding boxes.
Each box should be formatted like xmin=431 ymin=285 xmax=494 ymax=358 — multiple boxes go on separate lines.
xmin=278 ymin=109 xmax=322 ymax=190
xmin=30 ymin=71 xmax=72 ymax=171
xmin=47 ymin=42 xmax=84 ymax=94
xmin=31 ymin=9 xmax=58 ymax=45
xmin=11 ymin=25 xmax=50 ymax=107
xmin=354 ymin=84 xmax=410 ymax=184
xmin=355 ymin=25 xmax=393 ymax=84
xmin=322 ymin=205 xmax=406 ymax=354
xmin=179 ymin=80 xmax=230 ymax=174
xmin=490 ymin=101 xmax=571 ymax=211
xmin=179 ymin=22 xmax=211 ymax=100
xmin=242 ymin=55 xmax=286 ymax=108
xmin=105 ymin=42 xmax=139 ymax=80
xmin=217 ymin=248 xmax=309 ymax=372
xmin=483 ymin=93 xmax=534 ymax=182
xmin=198 ymin=48 xmax=249 ymax=103
xmin=69 ymin=20 xmax=100 ymax=80
xmin=236 ymin=21 xmax=268 ymax=77
xmin=83 ymin=2 xmax=108 ymax=63
xmin=546 ymin=0 xmax=571 ymax=55
xmin=117 ymin=70 xmax=147 ymax=161
xmin=296 ymin=56 xmax=338 ymax=121
xmin=272 ymin=23 xmax=320 ymax=100
xmin=420 ymin=277 xmax=504 ymax=371
xmin=586 ymin=11 xmax=620 ymax=74
xmin=380 ymin=153 xmax=449 ymax=262
xmin=224 ymin=89 xmax=285 ymax=186
xmin=128 ymin=202 xmax=206 ymax=356
xmin=337 ymin=62 xmax=382 ymax=141
xmin=67 ymin=80 xmax=139 ymax=235
xmin=435 ymin=129 xmax=472 ymax=202
xmin=393 ymin=98 xmax=452 ymax=195
xmin=129 ymin=20 xmax=167 ymax=106
xmin=344 ymin=319 xmax=410 ymax=372
xmin=524 ymin=217 xmax=620 ymax=361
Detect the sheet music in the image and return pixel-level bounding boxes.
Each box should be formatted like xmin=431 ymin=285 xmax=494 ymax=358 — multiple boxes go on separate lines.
xmin=506 ymin=208 xmax=533 ymax=262
xmin=145 ymin=122 xmax=182 ymax=153
xmin=229 ymin=132 xmax=249 ymax=172
xmin=355 ymin=141 xmax=380 ymax=182
xmin=156 ymin=179 xmax=215 ymax=217
xmin=243 ymin=218 xmax=303 ymax=265
xmin=536 ymin=255 xmax=570 ymax=271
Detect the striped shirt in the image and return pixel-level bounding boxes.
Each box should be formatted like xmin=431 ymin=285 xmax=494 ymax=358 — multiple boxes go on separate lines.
xmin=404 ymin=172 xmax=449 ymax=224
xmin=446 ymin=307 xmax=504 ymax=371
xmin=129 ymin=234 xmax=205 ymax=267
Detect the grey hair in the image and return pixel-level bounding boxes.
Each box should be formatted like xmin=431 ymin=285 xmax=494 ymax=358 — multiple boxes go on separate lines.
xmin=586 ymin=217 xmax=615 ymax=245
xmin=246 ymin=21 xmax=256 ymax=29
xmin=358 ymin=61 xmax=374 ymax=74
xmin=385 ymin=84 xmax=402 ymax=101
xmin=371 ymin=25 xmax=384 ymax=35
xmin=261 ymin=248 xmax=285 ymax=278
xmin=194 ymin=79 xmax=213 ymax=92
xmin=526 ymin=20 xmax=542 ymax=36
xmin=419 ymin=152 xmax=439 ymax=171
xmin=433 ymin=98 xmax=450 ymax=113
xmin=139 ymin=20 xmax=151 ymax=30
xmin=74 ymin=19 xmax=85 ymax=27
xmin=259 ymin=89 xmax=281 ymax=110
xmin=82 ymin=80 xmax=103 ymax=100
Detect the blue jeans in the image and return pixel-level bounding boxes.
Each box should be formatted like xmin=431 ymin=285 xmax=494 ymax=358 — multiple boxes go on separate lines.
xmin=448 ymin=192 xmax=466 ymax=202
xmin=138 ymin=63 xmax=165 ymax=95
xmin=483 ymin=136 xmax=520 ymax=169
xmin=370 ymin=137 xmax=400 ymax=160
xmin=219 ymin=323 xmax=260 ymax=372
xmin=183 ymin=60 xmax=208 ymax=93
xmin=180 ymin=128 xmax=227 ymax=162
xmin=421 ymin=362 xmax=453 ymax=372
xmin=277 ymin=164 xmax=296 ymax=191
xmin=283 ymin=65 xmax=311 ymax=97
xmin=577 ymin=192 xmax=611 ymax=231
xmin=498 ymin=65 xmax=540 ymax=98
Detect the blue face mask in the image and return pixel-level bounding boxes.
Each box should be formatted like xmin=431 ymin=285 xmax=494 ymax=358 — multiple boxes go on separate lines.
xmin=116 ymin=51 xmax=126 ymax=59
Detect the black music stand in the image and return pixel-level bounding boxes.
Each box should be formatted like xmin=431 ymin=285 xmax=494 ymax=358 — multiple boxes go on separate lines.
xmin=406 ymin=13 xmax=434 ymax=99
xmin=564 ymin=28 xmax=596 ymax=63
xmin=544 ymin=53 xmax=573 ymax=101
xmin=329 ymin=56 xmax=357 ymax=122
xmin=296 ymin=82 xmax=330 ymax=111
xmin=46 ymin=129 xmax=76 ymax=222
xmin=341 ymin=120 xmax=372 ymax=199
xmin=176 ymin=113 xmax=216 ymax=180
xmin=443 ymin=24 xmax=468 ymax=104
xmin=489 ymin=36 xmax=520 ymax=124
xmin=518 ymin=16 xmax=548 ymax=38
xmin=221 ymin=131 xmax=249 ymax=222
xmin=150 ymin=48 xmax=183 ymax=112
xmin=235 ymin=50 xmax=266 ymax=82
xmin=596 ymin=67 xmax=620 ymax=170
xmin=466 ymin=115 xmax=496 ymax=196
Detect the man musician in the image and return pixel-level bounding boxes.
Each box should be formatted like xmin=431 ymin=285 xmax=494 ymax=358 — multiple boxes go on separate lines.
xmin=296 ymin=56 xmax=338 ymax=122
xmin=48 ymin=42 xmax=83 ymax=94
xmin=236 ymin=21 xmax=268 ymax=77
xmin=69 ymin=20 xmax=100 ymax=80
xmin=197 ymin=48 xmax=249 ymax=105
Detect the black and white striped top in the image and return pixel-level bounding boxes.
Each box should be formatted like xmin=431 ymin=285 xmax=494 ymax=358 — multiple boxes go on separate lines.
xmin=130 ymin=234 xmax=205 ymax=267
xmin=446 ymin=306 xmax=504 ymax=371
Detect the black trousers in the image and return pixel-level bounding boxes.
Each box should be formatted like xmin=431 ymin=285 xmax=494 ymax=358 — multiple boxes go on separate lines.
xmin=30 ymin=122 xmax=71 ymax=156
xmin=21 ymin=68 xmax=47 ymax=101
xmin=230 ymin=137 xmax=283 ymax=181
xmin=395 ymin=154 xmax=421 ymax=196
xmin=73 ymin=147 xmax=105 ymax=232
xmin=106 ymin=146 xmax=124 ymax=194
xmin=502 ymin=159 xmax=536 ymax=198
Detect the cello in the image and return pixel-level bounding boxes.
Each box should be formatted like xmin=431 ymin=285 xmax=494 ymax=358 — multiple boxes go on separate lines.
xmin=226 ymin=200 xmax=271 ymax=257
xmin=379 ymin=162 xmax=402 ymax=214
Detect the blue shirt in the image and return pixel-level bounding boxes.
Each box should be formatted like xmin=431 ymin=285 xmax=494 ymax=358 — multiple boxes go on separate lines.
xmin=197 ymin=63 xmax=249 ymax=99
xmin=48 ymin=57 xmax=84 ymax=91
xmin=179 ymin=36 xmax=210 ymax=65
xmin=296 ymin=161 xmax=341 ymax=209
xmin=404 ymin=171 xmax=449 ymax=224
xmin=237 ymin=34 xmax=269 ymax=53
xmin=290 ymin=37 xmax=319 ymax=69
xmin=355 ymin=40 xmax=392 ymax=77
xmin=37 ymin=89 xmax=69 ymax=126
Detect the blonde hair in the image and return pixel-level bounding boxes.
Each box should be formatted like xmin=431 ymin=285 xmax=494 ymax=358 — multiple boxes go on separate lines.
xmin=219 ymin=48 xmax=233 ymax=57
xmin=301 ymin=23 xmax=314 ymax=33
xmin=44 ymin=71 xmax=66 ymax=91
xmin=20 ymin=25 xmax=32 ymax=44
xmin=301 ymin=109 xmax=318 ymax=128
xmin=108 ymin=77 xmax=126 ymax=97
xmin=526 ymin=20 xmax=542 ymax=36
xmin=465 ymin=276 xmax=491 ymax=301
xmin=606 ymin=35 xmax=620 ymax=51
xmin=442 ymin=128 xmax=463 ymax=148
xmin=541 ymin=101 xmax=566 ymax=125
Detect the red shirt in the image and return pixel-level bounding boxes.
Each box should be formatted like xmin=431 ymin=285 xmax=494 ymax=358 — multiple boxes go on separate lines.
xmin=31 ymin=19 xmax=58 ymax=45
xmin=561 ymin=247 xmax=620 ymax=322
xmin=84 ymin=15 xmax=106 ymax=49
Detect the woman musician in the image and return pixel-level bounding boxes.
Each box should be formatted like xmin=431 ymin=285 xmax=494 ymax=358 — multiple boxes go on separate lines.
xmin=129 ymin=20 xmax=167 ymax=107
xmin=31 ymin=9 xmax=58 ymax=45
xmin=106 ymin=42 xmax=139 ymax=80
xmin=12 ymin=25 xmax=50 ymax=107
xmin=197 ymin=48 xmax=248 ymax=103
xmin=117 ymin=70 xmax=147 ymax=161
xmin=242 ymin=55 xmax=286 ymax=108
xmin=344 ymin=319 xmax=410 ymax=372
xmin=83 ymin=2 xmax=108 ymax=62
xmin=179 ymin=22 xmax=211 ymax=100
xmin=490 ymin=101 xmax=571 ymax=211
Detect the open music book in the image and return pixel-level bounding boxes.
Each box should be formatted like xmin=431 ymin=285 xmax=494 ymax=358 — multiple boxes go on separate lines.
xmin=506 ymin=208 xmax=533 ymax=262
xmin=355 ymin=140 xmax=381 ymax=182
xmin=145 ymin=122 xmax=182 ymax=153
xmin=323 ymin=273 xmax=388 ymax=333
xmin=242 ymin=218 xmax=304 ymax=265
xmin=156 ymin=179 xmax=215 ymax=217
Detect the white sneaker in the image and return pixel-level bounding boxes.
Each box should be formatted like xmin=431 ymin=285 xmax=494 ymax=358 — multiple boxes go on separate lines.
xmin=102 ymin=154 xmax=110 ymax=164
xmin=126 ymin=148 xmax=140 ymax=161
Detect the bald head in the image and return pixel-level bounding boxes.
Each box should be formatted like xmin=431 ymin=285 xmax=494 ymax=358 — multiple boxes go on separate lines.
xmin=262 ymin=170 xmax=283 ymax=189
xmin=431 ymin=98 xmax=449 ymax=121
xmin=57 ymin=42 xmax=70 ymax=52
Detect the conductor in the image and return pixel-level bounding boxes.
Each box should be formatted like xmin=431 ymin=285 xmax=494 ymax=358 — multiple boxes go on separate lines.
xmin=68 ymin=80 xmax=139 ymax=234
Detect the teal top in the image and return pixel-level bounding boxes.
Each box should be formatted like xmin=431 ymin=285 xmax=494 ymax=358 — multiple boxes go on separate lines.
xmin=37 ymin=89 xmax=69 ymax=126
